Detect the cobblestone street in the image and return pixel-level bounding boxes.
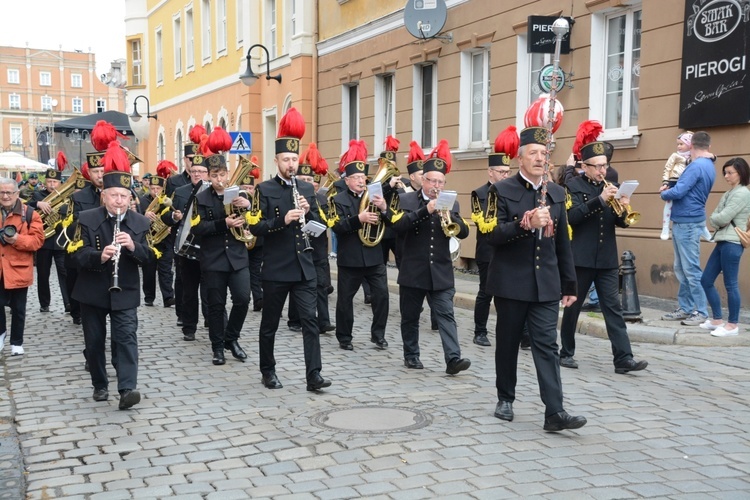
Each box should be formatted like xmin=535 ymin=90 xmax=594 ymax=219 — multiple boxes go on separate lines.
xmin=1 ymin=272 xmax=749 ymax=499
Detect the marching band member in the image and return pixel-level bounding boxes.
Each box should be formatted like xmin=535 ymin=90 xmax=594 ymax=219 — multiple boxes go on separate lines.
xmin=559 ymin=120 xmax=648 ymax=374
xmin=392 ymin=140 xmax=471 ymax=374
xmin=248 ymin=107 xmax=331 ymax=392
xmin=138 ymin=170 xmax=175 ymax=308
xmin=482 ymin=124 xmax=587 ymax=431
xmin=28 ymin=165 xmax=70 ymax=313
xmin=239 ymin=163 xmax=264 ymax=312
xmin=192 ymin=129 xmax=250 ymax=366
xmin=330 ymin=140 xmax=396 ymax=350
xmin=69 ymin=141 xmax=154 ymax=409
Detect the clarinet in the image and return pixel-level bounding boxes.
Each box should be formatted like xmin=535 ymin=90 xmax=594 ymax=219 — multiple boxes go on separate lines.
xmin=110 ymin=208 xmax=122 ymax=292
xmin=290 ymin=175 xmax=313 ymax=252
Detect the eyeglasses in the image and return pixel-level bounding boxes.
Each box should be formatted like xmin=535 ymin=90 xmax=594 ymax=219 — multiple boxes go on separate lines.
xmin=491 ymin=168 xmax=511 ymax=176
xmin=584 ymin=163 xmax=609 ymax=171
xmin=0 ymin=191 xmax=18 ymax=197
xmin=423 ymin=177 xmax=446 ymax=186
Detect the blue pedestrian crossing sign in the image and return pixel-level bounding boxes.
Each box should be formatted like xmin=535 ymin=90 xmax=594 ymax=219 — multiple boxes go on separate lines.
xmin=229 ymin=132 xmax=252 ymax=154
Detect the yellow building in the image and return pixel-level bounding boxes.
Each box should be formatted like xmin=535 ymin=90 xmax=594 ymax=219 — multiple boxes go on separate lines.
xmin=125 ymin=0 xmax=317 ymax=177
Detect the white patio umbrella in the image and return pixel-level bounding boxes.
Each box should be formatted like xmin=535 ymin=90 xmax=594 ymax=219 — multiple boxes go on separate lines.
xmin=0 ymin=152 xmax=49 ymax=173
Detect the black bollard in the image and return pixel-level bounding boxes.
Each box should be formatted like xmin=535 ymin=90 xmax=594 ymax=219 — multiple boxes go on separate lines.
xmin=620 ymin=250 xmax=642 ymax=322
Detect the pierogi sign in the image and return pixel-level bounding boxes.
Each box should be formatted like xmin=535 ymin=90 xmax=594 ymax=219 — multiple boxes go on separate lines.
xmin=679 ymin=0 xmax=750 ymax=128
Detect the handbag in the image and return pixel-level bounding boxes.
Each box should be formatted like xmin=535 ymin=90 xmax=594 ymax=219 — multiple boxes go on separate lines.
xmin=731 ymin=220 xmax=750 ymax=248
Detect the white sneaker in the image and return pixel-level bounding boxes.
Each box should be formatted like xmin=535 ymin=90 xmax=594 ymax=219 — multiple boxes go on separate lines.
xmin=0 ymin=331 xmax=5 ymax=351
xmin=11 ymin=345 xmax=24 ymax=356
xmin=700 ymin=319 xmax=724 ymax=331
xmin=711 ymin=326 xmax=739 ymax=337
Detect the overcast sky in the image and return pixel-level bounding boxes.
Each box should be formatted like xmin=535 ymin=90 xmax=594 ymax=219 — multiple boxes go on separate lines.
xmin=1 ymin=0 xmax=126 ymax=76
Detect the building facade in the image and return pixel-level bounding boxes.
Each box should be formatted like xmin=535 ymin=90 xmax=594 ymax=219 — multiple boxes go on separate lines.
xmin=316 ymin=0 xmax=750 ymax=304
xmin=0 ymin=46 xmax=123 ymax=165
xmin=125 ymin=0 xmax=316 ymax=177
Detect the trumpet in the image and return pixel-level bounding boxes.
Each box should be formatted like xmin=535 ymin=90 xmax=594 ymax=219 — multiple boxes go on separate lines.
xmin=603 ymin=181 xmax=640 ymax=225
xmin=222 ymin=156 xmax=257 ymax=248
xmin=430 ymin=187 xmax=461 ymax=237
xmin=110 ymin=208 xmax=122 ymax=292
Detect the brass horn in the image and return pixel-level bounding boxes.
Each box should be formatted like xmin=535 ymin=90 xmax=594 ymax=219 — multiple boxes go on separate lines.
xmin=603 ymin=181 xmax=640 ymax=225
xmin=224 ymin=156 xmax=257 ymax=248
xmin=357 ymin=159 xmax=400 ymax=247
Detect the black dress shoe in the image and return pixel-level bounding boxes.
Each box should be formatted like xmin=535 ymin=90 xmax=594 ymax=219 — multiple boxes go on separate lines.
xmin=118 ymin=389 xmax=141 ymax=410
xmin=306 ymin=373 xmax=332 ymax=392
xmin=559 ymin=356 xmax=579 ymax=369
xmin=92 ymin=388 xmax=109 ymax=402
xmin=289 ymin=323 xmax=302 ymax=332
xmin=73 ymin=317 xmax=82 ymax=325
xmin=262 ymin=372 xmax=283 ymax=389
xmin=615 ymin=358 xmax=648 ymax=374
xmin=580 ymin=302 xmax=601 ymax=312
xmin=364 ymin=295 xmax=372 ymax=305
xmin=326 ymin=286 xmax=334 ymax=295
xmin=144 ymin=301 xmax=154 ymax=307
xmin=253 ymin=299 xmax=263 ymax=311
xmin=339 ymin=342 xmax=353 ymax=351
xmin=494 ymin=401 xmax=513 ymax=421
xmin=404 ymin=358 xmax=424 ymax=369
xmin=164 ymin=297 xmax=176 ymax=307
xmin=39 ymin=306 xmax=50 ymax=313
xmin=84 ymin=360 xmax=90 ymax=372
xmin=446 ymin=358 xmax=471 ymax=375
xmin=520 ymin=336 xmax=531 ymax=350
xmin=371 ymin=337 xmax=388 ymax=349
xmin=226 ymin=340 xmax=247 ymax=361
xmin=473 ymin=334 xmax=491 ymax=347
xmin=431 ymin=322 xmax=439 ymax=331
xmin=183 ymin=332 xmax=196 ymax=341
xmin=320 ymin=324 xmax=336 ymax=334
xmin=212 ymin=349 xmax=226 ymax=366
xmin=543 ymin=411 xmax=587 ymax=432
xmin=64 ymin=303 xmax=71 ymax=313
xmin=176 ymin=318 xmax=184 ymax=327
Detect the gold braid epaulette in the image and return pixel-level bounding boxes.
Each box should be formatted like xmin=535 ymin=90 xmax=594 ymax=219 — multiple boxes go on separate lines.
xmin=66 ymin=225 xmax=83 ymax=253
xmin=565 ymin=190 xmax=573 ymax=240
xmin=246 ymin=210 xmax=261 ymax=225
xmin=477 ymin=216 xmax=497 ymax=234
xmin=389 ymin=210 xmax=404 ymax=223
xmin=318 ymin=206 xmax=328 ymax=224
xmin=152 ymin=246 xmax=163 ymax=259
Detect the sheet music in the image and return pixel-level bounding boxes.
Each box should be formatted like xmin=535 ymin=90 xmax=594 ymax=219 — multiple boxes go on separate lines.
xmin=616 ymin=180 xmax=639 ymax=199
xmin=223 ymin=185 xmax=240 ymax=204
xmin=302 ymin=220 xmax=327 ymax=237
xmin=367 ymin=181 xmax=383 ymax=199
xmin=436 ymin=190 xmax=457 ymax=211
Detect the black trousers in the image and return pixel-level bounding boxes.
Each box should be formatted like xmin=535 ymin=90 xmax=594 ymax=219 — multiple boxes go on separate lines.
xmin=336 ymin=264 xmax=388 ymax=343
xmin=142 ymin=241 xmax=174 ymax=304
xmin=171 ymin=236 xmax=183 ymax=320
xmin=560 ymin=266 xmax=634 ymax=365
xmin=36 ymin=248 xmax=69 ymax=308
xmin=178 ymin=256 xmax=204 ymax=334
xmin=381 ymin=236 xmax=401 ymax=268
xmin=203 ymin=267 xmax=250 ymax=350
xmin=0 ymin=281 xmax=28 ymax=346
xmin=494 ymin=297 xmax=564 ymax=417
xmin=260 ymin=279 xmax=322 ymax=382
xmin=288 ymin=260 xmax=332 ymax=330
xmin=473 ymin=260 xmax=492 ymax=336
xmin=81 ymin=304 xmax=138 ymax=393
xmin=400 ymin=286 xmax=461 ymax=364
xmin=247 ymin=245 xmax=263 ymax=305
xmin=65 ymin=265 xmax=80 ymax=321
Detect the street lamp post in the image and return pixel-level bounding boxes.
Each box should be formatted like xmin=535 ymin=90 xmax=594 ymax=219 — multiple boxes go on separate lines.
xmin=239 ymin=44 xmax=282 ymax=86
xmin=68 ymin=128 xmax=90 ymax=168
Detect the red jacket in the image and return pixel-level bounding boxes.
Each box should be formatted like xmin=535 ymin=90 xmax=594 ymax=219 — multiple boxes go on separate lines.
xmin=0 ymin=200 xmax=45 ymax=289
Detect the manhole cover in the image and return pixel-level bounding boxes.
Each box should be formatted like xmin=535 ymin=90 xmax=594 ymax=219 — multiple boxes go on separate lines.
xmin=311 ymin=406 xmax=432 ymax=434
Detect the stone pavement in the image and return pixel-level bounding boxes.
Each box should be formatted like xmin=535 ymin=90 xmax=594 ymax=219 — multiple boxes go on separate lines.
xmin=1 ymin=266 xmax=749 ymax=499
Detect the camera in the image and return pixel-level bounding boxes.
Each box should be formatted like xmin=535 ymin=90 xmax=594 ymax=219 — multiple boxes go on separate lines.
xmin=0 ymin=225 xmax=17 ymax=245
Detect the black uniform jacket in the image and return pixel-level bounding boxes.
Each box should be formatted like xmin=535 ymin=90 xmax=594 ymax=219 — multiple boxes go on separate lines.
xmin=249 ymin=175 xmax=320 ymax=282
xmin=331 ymin=188 xmax=396 ymax=268
xmin=392 ymin=189 xmax=469 ymax=291
xmin=29 ymin=188 xmax=68 ymax=250
xmin=471 ymin=181 xmax=493 ymax=263
xmin=485 ymin=173 xmax=577 ymax=302
xmin=165 ymin=170 xmax=190 ymax=197
xmin=71 ymin=207 xmax=153 ymax=310
xmin=192 ymin=187 xmax=249 ymax=272
xmin=566 ymin=175 xmax=629 ymax=269
xmin=311 ymin=192 xmax=329 ymax=264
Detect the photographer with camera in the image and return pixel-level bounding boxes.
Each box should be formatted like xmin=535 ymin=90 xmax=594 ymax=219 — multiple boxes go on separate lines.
xmin=0 ymin=177 xmax=45 ymax=356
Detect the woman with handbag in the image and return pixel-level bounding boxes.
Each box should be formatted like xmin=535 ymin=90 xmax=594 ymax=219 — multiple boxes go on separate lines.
xmin=700 ymin=158 xmax=750 ymax=337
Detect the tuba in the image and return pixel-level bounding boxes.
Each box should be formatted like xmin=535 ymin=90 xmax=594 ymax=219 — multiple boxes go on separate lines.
xmin=357 ymin=157 xmax=400 ymax=247
xmin=224 ymin=156 xmax=257 ymax=249
xmin=144 ymin=193 xmax=173 ymax=247
xmin=603 ymin=181 xmax=640 ymax=225
xmin=37 ymin=169 xmax=82 ymax=239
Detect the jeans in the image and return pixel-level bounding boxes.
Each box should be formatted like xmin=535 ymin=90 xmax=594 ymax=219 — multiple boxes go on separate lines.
xmin=701 ymin=241 xmax=744 ymax=324
xmin=672 ymin=221 xmax=708 ymax=316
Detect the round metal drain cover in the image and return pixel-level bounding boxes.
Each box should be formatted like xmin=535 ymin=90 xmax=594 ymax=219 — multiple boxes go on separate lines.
xmin=311 ymin=406 xmax=432 ymax=434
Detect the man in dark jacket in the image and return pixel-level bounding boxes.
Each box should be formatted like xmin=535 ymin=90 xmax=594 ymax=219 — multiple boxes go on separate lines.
xmin=70 ymin=167 xmax=153 ymax=409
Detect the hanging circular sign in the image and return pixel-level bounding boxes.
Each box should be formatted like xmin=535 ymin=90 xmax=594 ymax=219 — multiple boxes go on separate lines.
xmin=538 ymin=64 xmax=566 ymax=93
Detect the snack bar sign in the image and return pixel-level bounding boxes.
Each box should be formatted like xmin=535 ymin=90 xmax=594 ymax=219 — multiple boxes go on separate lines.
xmin=679 ymin=0 xmax=750 ymax=128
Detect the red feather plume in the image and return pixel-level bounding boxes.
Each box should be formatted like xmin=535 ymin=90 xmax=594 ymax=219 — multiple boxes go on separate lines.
xmin=91 ymin=120 xmax=126 ymax=151
xmin=301 ymin=143 xmax=328 ymax=175
xmin=189 ymin=124 xmax=206 ymax=144
xmin=103 ymin=141 xmax=131 ymax=173
xmin=384 ymin=135 xmax=400 ymax=152
xmin=81 ymin=163 xmax=90 ymax=180
xmin=407 ymin=141 xmax=425 ymax=164
xmin=428 ymin=139 xmax=452 ymax=173
xmin=338 ymin=140 xmax=368 ymax=173
xmin=572 ymin=120 xmax=603 ymax=158
xmin=277 ymin=107 xmax=305 ymax=140
xmin=56 ymin=151 xmax=68 ymax=172
xmin=207 ymin=127 xmax=232 ymax=154
xmin=199 ymin=133 xmax=213 ymax=156
xmin=494 ymin=126 xmax=519 ymax=159
xmin=157 ymin=160 xmax=177 ymax=178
